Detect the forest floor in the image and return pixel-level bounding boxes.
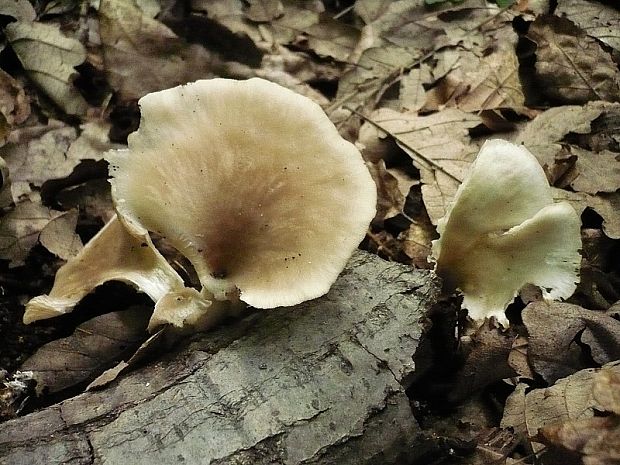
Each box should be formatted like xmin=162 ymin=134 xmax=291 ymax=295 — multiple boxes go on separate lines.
xmin=1 ymin=0 xmax=619 ymax=464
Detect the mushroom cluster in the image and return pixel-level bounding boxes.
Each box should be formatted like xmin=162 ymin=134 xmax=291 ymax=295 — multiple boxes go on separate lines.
xmin=431 ymin=139 xmax=582 ymax=325
xmin=25 ymin=78 xmax=377 ymax=331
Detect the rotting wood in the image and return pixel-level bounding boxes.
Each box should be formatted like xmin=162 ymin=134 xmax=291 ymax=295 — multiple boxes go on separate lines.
xmin=0 ymin=251 xmax=440 ymax=465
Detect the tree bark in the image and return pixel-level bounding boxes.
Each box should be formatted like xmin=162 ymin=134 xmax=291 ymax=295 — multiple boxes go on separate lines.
xmin=0 ymin=251 xmax=440 ymax=465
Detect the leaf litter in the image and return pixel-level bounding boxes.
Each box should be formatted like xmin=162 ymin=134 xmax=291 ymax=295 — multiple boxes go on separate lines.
xmin=0 ymin=1 xmax=619 ymax=464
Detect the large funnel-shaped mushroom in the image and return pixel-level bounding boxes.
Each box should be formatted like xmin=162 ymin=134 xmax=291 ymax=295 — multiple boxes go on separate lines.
xmin=432 ymin=139 xmax=581 ymax=325
xmin=108 ymin=78 xmax=376 ymax=309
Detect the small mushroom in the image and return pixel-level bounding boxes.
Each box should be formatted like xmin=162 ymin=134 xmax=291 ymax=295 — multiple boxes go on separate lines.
xmin=25 ymin=78 xmax=376 ymax=330
xmin=432 ymin=139 xmax=581 ymax=325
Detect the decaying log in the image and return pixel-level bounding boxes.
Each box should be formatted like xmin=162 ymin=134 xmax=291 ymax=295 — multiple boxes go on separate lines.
xmin=0 ymin=251 xmax=440 ymax=465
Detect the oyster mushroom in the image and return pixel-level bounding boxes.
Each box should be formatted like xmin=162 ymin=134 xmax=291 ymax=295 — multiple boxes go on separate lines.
xmin=432 ymin=139 xmax=581 ymax=325
xmin=25 ymin=78 xmax=376 ymax=330
xmin=109 ymin=77 xmax=376 ymax=309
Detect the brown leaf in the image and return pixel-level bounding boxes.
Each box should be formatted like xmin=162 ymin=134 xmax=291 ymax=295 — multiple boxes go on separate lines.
xmin=56 ymin=178 xmax=115 ymax=224
xmin=86 ymin=327 xmax=167 ymax=391
xmin=429 ymin=29 xmax=525 ymax=113
xmin=4 ymin=21 xmax=88 ymax=115
xmin=244 ymin=0 xmax=283 ymax=22
xmin=399 ymin=206 xmax=437 ymax=270
xmin=399 ymin=63 xmax=432 ymax=112
xmin=335 ymin=1 xmax=498 ymax=111
xmin=336 ymin=45 xmax=416 ymax=112
xmin=365 ymin=108 xmax=482 ymax=224
xmin=536 ymin=367 xmax=620 ymax=465
xmin=508 ymin=335 xmax=536 ymax=380
xmin=353 ymin=0 xmax=392 ymax=24
xmin=0 ymin=0 xmax=36 ymax=21
xmin=557 ymin=0 xmax=620 ymax=51
xmin=528 ymin=16 xmax=620 ymax=104
xmin=0 ymin=69 xmax=30 ymax=144
xmin=554 ymin=188 xmax=620 ymax=240
xmin=0 ymin=121 xmax=120 ymax=202
xmin=523 ymin=301 xmax=620 ymax=384
xmin=99 ymin=0 xmax=213 ymax=101
xmin=0 ymin=155 xmax=11 ymax=209
xmin=593 ymin=367 xmax=620 ymax=414
xmin=457 ymin=44 xmax=524 ymax=112
xmin=0 ymin=200 xmax=56 ymax=267
xmin=501 ymin=362 xmax=620 ymax=449
xmin=20 ymin=306 xmax=150 ymax=394
xmin=298 ymin=16 xmax=360 ymax=63
xmin=500 ymin=383 xmax=528 ymax=436
xmin=515 ymin=102 xmax=609 ymax=170
xmin=191 ymin=0 xmax=263 ymax=46
xmin=39 ymin=209 xmax=83 ymax=260
xmin=448 ymin=321 xmax=517 ymax=402
xmin=538 ymin=416 xmax=620 ymax=465
xmin=0 ymin=124 xmax=77 ymax=201
xmin=367 ymin=160 xmax=414 ymax=226
xmin=563 ymin=147 xmax=620 ymax=194
xmin=574 ymin=228 xmax=620 ymax=310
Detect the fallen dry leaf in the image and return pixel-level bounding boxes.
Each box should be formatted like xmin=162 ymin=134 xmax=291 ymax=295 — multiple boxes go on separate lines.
xmin=557 ymin=0 xmax=620 ymax=51
xmin=0 ymin=121 xmax=120 ymax=202
xmin=559 ymin=146 xmax=620 ymax=194
xmin=0 ymin=200 xmax=57 ymax=267
xmin=528 ymin=15 xmax=620 ymax=104
xmin=507 ymin=335 xmax=536 ymax=380
xmin=363 ymin=107 xmax=482 ymax=224
xmin=191 ymin=0 xmax=264 ymax=48
xmin=0 ymin=125 xmax=77 ymax=201
xmin=554 ymin=188 xmax=620 ymax=240
xmin=99 ymin=0 xmax=214 ymax=101
xmin=244 ymin=0 xmax=283 ymax=22
xmin=0 ymin=69 xmax=30 ymax=145
xmin=38 ymin=209 xmax=83 ymax=260
xmin=336 ymin=45 xmax=417 ymax=111
xmin=339 ymin=1 xmax=502 ymax=111
xmin=334 ymin=0 xmax=490 ymax=111
xmin=56 ymin=177 xmax=115 ymax=224
xmin=574 ymin=228 xmax=620 ymax=310
xmin=523 ymin=301 xmax=620 ymax=384
xmin=515 ymin=102 xmax=608 ymax=169
xmin=4 ymin=21 xmax=88 ymax=115
xmin=300 ymin=18 xmax=359 ymax=63
xmin=448 ymin=321 xmax=517 ymax=403
xmin=86 ymin=326 xmax=166 ymax=391
xmin=540 ymin=416 xmax=620 ymax=465
xmin=593 ymin=367 xmax=620 ymax=414
xmin=0 ymin=155 xmax=11 ymax=208
xmin=0 ymin=0 xmax=36 ymax=21
xmin=455 ymin=42 xmax=524 ymax=112
xmin=352 ymin=0 xmax=392 ymax=25
xmin=501 ymin=361 xmax=620 ymax=448
xmin=399 ymin=63 xmax=432 ymax=112
xmin=423 ymin=27 xmax=525 ymax=113
xmin=399 ymin=219 xmax=436 ymax=270
xmin=20 ymin=306 xmax=150 ymax=394
xmin=366 ymin=160 xmax=414 ymax=226
xmin=536 ymin=364 xmax=620 ymax=465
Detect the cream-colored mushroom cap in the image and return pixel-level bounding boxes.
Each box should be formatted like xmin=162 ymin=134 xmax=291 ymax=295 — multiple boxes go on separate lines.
xmin=107 ymin=78 xmax=376 ymax=309
xmin=432 ymin=139 xmax=581 ymax=325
